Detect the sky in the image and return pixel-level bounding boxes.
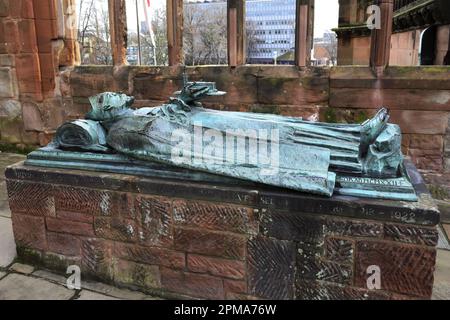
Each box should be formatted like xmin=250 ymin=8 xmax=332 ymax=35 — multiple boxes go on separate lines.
xmin=126 ymin=0 xmax=339 ymax=36
xmin=126 ymin=0 xmax=165 ymax=30
xmin=314 ymin=0 xmax=340 ymax=38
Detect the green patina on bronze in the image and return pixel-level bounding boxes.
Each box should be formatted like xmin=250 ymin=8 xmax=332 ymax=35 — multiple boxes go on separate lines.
xmin=26 ymin=78 xmax=417 ymax=201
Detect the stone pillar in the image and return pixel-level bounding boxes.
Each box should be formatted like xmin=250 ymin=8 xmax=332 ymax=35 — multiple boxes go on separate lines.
xmin=167 ymin=0 xmax=183 ymax=66
xmin=108 ymin=0 xmax=128 ymax=66
xmin=227 ymin=0 xmax=245 ymax=67
xmin=295 ymin=0 xmax=309 ymax=67
xmin=295 ymin=0 xmax=314 ymax=67
xmin=57 ymin=0 xmax=80 ymax=67
xmin=370 ymin=0 xmax=394 ymax=76
xmin=444 ymin=26 xmax=450 ymax=65
xmin=338 ymin=0 xmax=358 ymax=25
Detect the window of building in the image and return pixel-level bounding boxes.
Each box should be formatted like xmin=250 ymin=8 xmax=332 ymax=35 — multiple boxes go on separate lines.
xmin=246 ymin=0 xmax=296 ymax=65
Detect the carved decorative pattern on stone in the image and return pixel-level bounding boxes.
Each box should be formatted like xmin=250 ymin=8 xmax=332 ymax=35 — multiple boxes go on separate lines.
xmin=55 ymin=186 xmax=113 ymax=216
xmin=324 ymin=237 xmax=355 ymax=265
xmin=383 ymin=223 xmax=438 ymax=246
xmin=326 ymin=218 xmax=383 ymax=238
xmin=173 ymin=200 xmax=256 ymax=234
xmin=135 ymin=196 xmax=173 ymax=247
xmin=7 ymin=180 xmax=55 ymax=216
xmin=248 ymin=236 xmax=296 ymax=300
xmin=81 ymin=239 xmax=113 ymax=280
xmin=355 ymin=241 xmax=436 ymax=298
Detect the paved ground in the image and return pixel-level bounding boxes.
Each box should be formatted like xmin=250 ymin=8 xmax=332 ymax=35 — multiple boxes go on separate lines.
xmin=0 ymin=263 xmax=160 ymax=300
xmin=0 ymin=152 xmax=448 ymax=300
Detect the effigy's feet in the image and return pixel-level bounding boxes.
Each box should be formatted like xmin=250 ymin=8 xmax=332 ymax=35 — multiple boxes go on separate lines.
xmin=361 ymin=108 xmax=390 ymax=147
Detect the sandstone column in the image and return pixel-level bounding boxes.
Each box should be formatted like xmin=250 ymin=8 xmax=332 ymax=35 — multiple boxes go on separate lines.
xmin=108 ymin=0 xmax=128 ymax=66
xmin=167 ymin=0 xmax=183 ymax=66
xmin=227 ymin=0 xmax=245 ymax=67
xmin=370 ymin=0 xmax=394 ymax=76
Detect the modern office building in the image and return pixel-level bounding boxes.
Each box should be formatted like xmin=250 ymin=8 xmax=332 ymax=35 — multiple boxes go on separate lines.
xmin=246 ymin=0 xmax=297 ymax=64
xmin=185 ymin=0 xmax=297 ymax=64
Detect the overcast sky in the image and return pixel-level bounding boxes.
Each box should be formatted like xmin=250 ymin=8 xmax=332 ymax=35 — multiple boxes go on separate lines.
xmin=125 ymin=0 xmax=339 ymax=36
xmin=314 ymin=0 xmax=339 ymax=37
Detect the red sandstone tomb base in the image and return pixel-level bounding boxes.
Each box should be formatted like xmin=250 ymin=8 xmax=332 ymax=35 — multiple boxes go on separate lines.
xmin=6 ymin=160 xmax=439 ymax=300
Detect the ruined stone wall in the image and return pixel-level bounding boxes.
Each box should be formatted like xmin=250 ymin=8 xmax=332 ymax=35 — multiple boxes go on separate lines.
xmin=337 ymin=36 xmax=371 ymax=66
xmin=435 ymin=25 xmax=450 ymax=65
xmin=337 ymin=25 xmax=450 ymax=67
xmin=61 ymin=65 xmax=329 ymax=122
xmin=390 ymin=30 xmax=422 ymax=66
xmin=0 ymin=0 xmax=78 ymax=150
xmin=329 ymin=66 xmax=450 ymax=174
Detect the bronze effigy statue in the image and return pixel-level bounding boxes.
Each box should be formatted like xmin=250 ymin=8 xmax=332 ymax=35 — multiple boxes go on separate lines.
xmin=27 ymin=78 xmax=417 ymax=201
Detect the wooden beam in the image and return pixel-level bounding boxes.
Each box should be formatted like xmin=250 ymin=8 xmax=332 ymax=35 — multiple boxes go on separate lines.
xmin=167 ymin=0 xmax=183 ymax=66
xmin=227 ymin=0 xmax=245 ymax=67
xmin=370 ymin=0 xmax=394 ymax=76
xmin=108 ymin=0 xmax=128 ymax=66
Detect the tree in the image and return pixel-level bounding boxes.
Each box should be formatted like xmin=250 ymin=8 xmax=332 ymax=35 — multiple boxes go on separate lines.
xmin=246 ymin=20 xmax=260 ymax=63
xmin=183 ymin=5 xmax=206 ymax=66
xmin=127 ymin=7 xmax=168 ymax=66
xmin=77 ymin=0 xmax=112 ymax=65
xmin=199 ymin=9 xmax=227 ymax=65
xmin=183 ymin=4 xmax=227 ymax=65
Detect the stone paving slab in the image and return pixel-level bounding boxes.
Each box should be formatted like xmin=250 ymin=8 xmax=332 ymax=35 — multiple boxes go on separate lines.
xmin=30 ymin=269 xmax=162 ymax=300
xmin=0 ymin=154 xmax=26 ymax=176
xmin=433 ymin=249 xmax=450 ymax=300
xmin=32 ymin=270 xmax=67 ymax=285
xmin=0 ymin=217 xmax=16 ymax=267
xmin=0 ymin=271 xmax=6 ymax=279
xmin=0 ymin=203 xmax=10 ymax=218
xmin=0 ymin=181 xmax=10 ymax=218
xmin=10 ymin=263 xmax=34 ymax=275
xmin=0 ymin=273 xmax=75 ymax=300
xmin=82 ymin=280 xmax=148 ymax=300
xmin=0 ymin=181 xmax=7 ymax=200
xmin=438 ymin=225 xmax=450 ymax=250
xmin=76 ymin=290 xmax=119 ymax=300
